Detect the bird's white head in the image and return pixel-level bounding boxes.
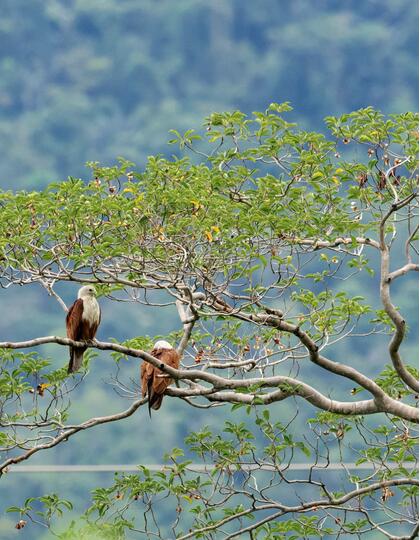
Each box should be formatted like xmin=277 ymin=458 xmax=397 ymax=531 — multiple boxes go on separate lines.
xmin=153 ymin=340 xmax=173 ymax=350
xmin=78 ymin=285 xmax=97 ymax=299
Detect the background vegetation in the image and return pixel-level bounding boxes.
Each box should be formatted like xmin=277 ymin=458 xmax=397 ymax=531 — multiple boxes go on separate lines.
xmin=0 ymin=0 xmax=418 ymax=190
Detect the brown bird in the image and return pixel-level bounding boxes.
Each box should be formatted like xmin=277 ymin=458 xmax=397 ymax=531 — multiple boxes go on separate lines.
xmin=66 ymin=285 xmax=101 ymax=373
xmin=141 ymin=340 xmax=180 ymax=416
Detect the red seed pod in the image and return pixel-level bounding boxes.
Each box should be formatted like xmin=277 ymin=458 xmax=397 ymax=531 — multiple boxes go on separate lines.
xmin=377 ymin=172 xmax=386 ymax=190
xmin=357 ymin=173 xmax=368 ymax=187
xmin=194 ymin=349 xmax=204 ymax=363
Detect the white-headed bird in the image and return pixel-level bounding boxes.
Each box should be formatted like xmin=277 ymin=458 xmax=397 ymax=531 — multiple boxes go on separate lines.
xmin=66 ymin=285 xmax=101 ymax=373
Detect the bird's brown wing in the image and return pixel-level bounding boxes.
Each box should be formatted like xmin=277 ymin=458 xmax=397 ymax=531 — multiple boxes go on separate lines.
xmin=66 ymin=299 xmax=84 ymax=340
xmin=147 ymin=348 xmax=180 ymax=412
xmin=141 ymin=361 xmax=154 ymax=397
xmin=151 ymin=349 xmax=180 ymax=396
xmin=141 ymin=348 xmax=180 ymax=414
xmin=66 ymin=299 xmax=86 ymax=373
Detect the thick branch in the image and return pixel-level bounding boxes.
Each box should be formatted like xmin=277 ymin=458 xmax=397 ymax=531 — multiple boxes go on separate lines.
xmin=166 ymin=385 xmax=382 ymax=417
xmin=175 ymin=291 xmax=205 ymax=356
xmin=285 ymin=236 xmax=380 ymax=250
xmin=227 ymin=309 xmax=390 ymax=401
xmin=379 ymin=197 xmax=419 ymax=392
xmin=0 ymin=336 xmax=418 ymax=422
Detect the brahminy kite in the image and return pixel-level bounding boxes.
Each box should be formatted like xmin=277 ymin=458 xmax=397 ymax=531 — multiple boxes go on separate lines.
xmin=66 ymin=285 xmax=101 ymax=373
xmin=141 ymin=340 xmax=180 ymax=415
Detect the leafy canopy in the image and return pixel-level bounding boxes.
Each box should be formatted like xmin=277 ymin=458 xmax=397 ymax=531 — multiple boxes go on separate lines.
xmin=0 ymin=104 xmax=418 ymax=539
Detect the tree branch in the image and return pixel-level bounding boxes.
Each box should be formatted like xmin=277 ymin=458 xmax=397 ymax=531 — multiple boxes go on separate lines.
xmin=387 ymin=263 xmax=419 ymax=282
xmin=1 ymin=336 xmax=418 ymax=422
xmin=175 ymin=291 xmax=205 ymax=356
xmin=224 ymin=309 xmax=391 ymax=401
xmin=177 ymin=478 xmax=418 ymax=540
xmin=0 ymin=398 xmax=147 ymax=475
xmin=284 ymin=236 xmax=380 ymax=250
xmin=379 ymin=197 xmax=419 ymax=392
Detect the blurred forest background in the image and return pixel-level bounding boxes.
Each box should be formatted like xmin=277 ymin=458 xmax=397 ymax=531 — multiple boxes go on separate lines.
xmin=0 ymin=1 xmax=418 ymax=538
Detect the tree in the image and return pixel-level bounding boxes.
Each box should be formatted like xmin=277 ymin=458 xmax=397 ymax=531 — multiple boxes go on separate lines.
xmin=0 ymin=104 xmax=418 ymax=539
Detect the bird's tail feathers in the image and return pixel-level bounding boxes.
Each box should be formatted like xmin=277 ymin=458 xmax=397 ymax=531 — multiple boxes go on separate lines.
xmin=147 ymin=377 xmax=164 ymax=417
xmin=151 ymin=395 xmax=163 ymax=411
xmin=68 ymin=346 xmax=86 ymax=374
xmin=147 ymin=376 xmax=153 ymax=418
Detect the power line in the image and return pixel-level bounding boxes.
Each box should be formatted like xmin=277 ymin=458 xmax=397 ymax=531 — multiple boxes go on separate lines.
xmin=6 ymin=463 xmax=415 ymax=473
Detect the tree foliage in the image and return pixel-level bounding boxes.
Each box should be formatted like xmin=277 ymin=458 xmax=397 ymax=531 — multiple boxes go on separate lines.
xmin=0 ymin=105 xmax=418 ymax=538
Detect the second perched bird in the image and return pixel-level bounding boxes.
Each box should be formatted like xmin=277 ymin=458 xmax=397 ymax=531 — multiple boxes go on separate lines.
xmin=141 ymin=340 xmax=180 ymax=415
xmin=66 ymin=285 xmax=101 ymax=373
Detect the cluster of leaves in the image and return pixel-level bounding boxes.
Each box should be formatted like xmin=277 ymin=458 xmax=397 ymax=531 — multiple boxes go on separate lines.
xmin=1 ymin=105 xmax=417 ymax=309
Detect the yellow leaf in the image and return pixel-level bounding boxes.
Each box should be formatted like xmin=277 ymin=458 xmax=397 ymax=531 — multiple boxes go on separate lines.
xmin=36 ymin=383 xmax=51 ymax=397
xmin=211 ymin=226 xmax=220 ymax=233
xmin=123 ymin=187 xmax=134 ymax=193
xmin=204 ymin=230 xmax=213 ymax=242
xmin=335 ymin=168 xmax=344 ymax=174
xmin=182 ymin=495 xmax=193 ymax=503
xmin=312 ymin=171 xmax=323 ymax=179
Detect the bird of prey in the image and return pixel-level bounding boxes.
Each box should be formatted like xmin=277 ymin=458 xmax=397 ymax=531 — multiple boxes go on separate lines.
xmin=66 ymin=285 xmax=101 ymax=373
xmin=141 ymin=340 xmax=180 ymax=415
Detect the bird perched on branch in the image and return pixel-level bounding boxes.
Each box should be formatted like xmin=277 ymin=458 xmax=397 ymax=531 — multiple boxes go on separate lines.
xmin=141 ymin=340 xmax=180 ymax=416
xmin=66 ymin=285 xmax=101 ymax=373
